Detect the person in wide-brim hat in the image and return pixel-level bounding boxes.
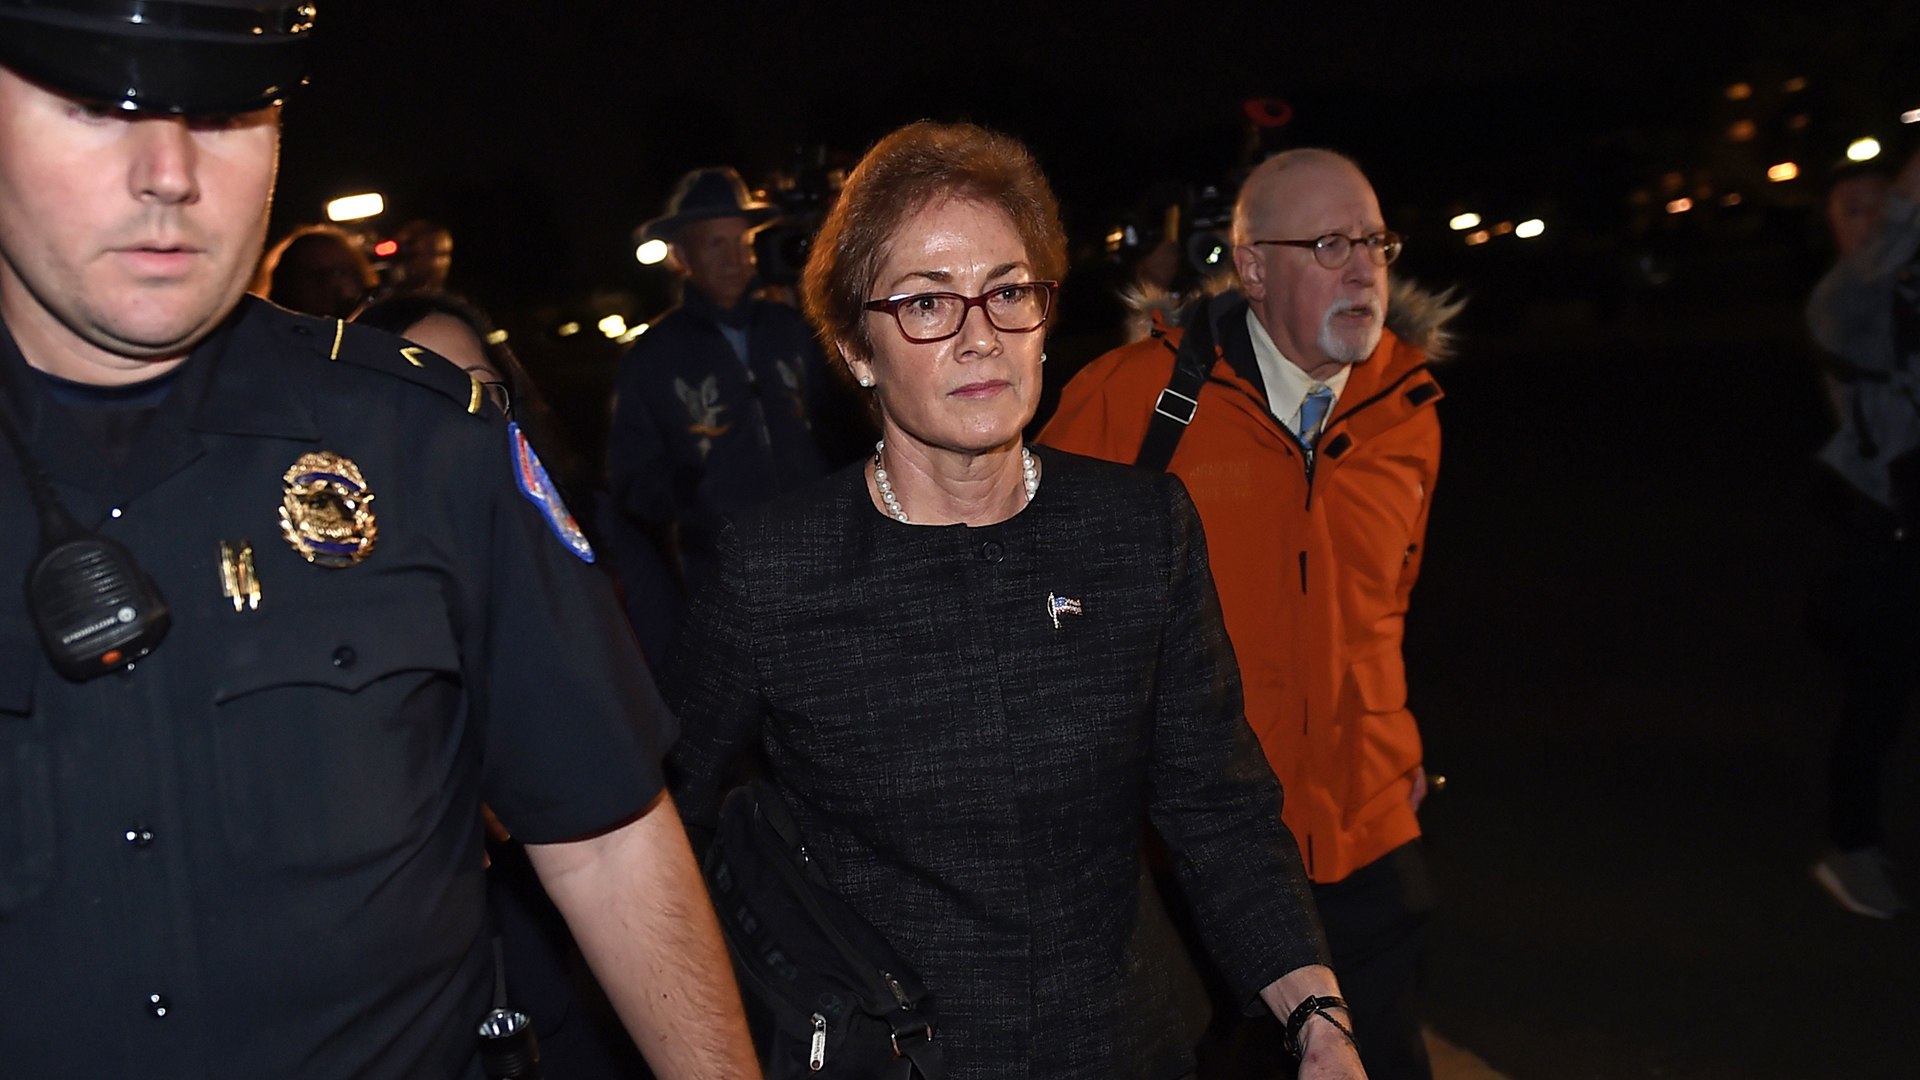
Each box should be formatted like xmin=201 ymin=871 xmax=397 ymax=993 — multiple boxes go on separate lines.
xmin=639 ymin=167 xmax=779 ymax=244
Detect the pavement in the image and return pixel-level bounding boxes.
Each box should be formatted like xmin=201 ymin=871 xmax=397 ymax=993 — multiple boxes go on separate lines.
xmin=1404 ymin=315 xmax=1920 ymax=1078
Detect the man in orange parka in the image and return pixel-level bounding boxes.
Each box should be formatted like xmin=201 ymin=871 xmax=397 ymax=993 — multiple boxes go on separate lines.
xmin=1042 ymin=149 xmax=1460 ymax=1080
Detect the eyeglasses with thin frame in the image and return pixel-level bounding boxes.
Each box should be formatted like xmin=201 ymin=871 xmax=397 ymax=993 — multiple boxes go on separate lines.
xmin=863 ymin=281 xmax=1059 ymax=344
xmin=1249 ymin=232 xmax=1403 ymax=270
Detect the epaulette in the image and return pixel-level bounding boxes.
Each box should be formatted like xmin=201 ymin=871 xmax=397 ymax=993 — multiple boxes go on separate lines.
xmin=268 ymin=310 xmax=498 ymax=419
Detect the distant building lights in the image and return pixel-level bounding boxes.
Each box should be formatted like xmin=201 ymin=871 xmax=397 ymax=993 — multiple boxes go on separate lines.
xmin=1767 ymin=161 xmax=1799 ymax=182
xmin=1514 ymin=219 xmax=1545 ymax=239
xmin=1788 ymin=114 xmax=1809 ymax=131
xmin=1492 ymin=221 xmax=1514 ymax=235
xmin=1666 ymin=197 xmax=1693 ymax=214
xmin=556 ymin=321 xmax=581 ymax=338
xmin=617 ymin=322 xmax=650 ymax=344
xmin=373 ymin=239 xmax=398 ymax=257
xmin=1721 ymin=192 xmax=1743 ymax=207
xmin=1847 ymin=137 xmax=1883 ymax=162
xmin=1728 ymin=119 xmax=1756 ymax=142
xmin=325 ymin=192 xmax=384 ymax=222
xmin=598 ymin=314 xmax=628 ymax=339
xmin=1904 ymin=108 xmax=1920 ymax=125
xmin=635 ymin=239 xmax=670 ymax=265
xmin=1783 ymin=76 xmax=1807 ymax=93
xmin=1463 ymin=229 xmax=1490 ymax=246
xmin=1725 ymin=82 xmax=1752 ymax=101
xmin=484 ymin=329 xmax=508 ymax=345
xmin=1448 ymin=212 xmax=1481 ymax=231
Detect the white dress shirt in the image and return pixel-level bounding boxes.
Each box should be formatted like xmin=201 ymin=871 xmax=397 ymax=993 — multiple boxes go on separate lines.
xmin=1246 ymin=309 xmax=1351 ymax=441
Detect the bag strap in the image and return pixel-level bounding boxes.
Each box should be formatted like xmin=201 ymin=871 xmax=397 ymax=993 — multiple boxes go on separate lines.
xmin=749 ymin=782 xmax=910 ymax=1012
xmin=1133 ymin=294 xmax=1220 ymax=473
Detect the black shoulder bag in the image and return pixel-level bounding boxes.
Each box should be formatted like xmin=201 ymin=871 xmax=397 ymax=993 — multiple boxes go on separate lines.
xmin=1134 ymin=293 xmax=1227 ymax=473
xmin=703 ymin=782 xmax=946 ymax=1079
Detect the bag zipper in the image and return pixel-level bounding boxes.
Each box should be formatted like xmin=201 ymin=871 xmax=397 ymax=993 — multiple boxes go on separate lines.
xmin=809 ymin=1012 xmax=827 ymax=1071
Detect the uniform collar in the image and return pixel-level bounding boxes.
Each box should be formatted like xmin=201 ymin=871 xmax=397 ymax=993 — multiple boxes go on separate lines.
xmin=0 ymin=296 xmax=317 ymax=502
xmin=186 ymin=296 xmax=321 ymax=441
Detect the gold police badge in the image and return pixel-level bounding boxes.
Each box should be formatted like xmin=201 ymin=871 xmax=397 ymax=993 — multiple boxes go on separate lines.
xmin=278 ymin=451 xmax=377 ymax=568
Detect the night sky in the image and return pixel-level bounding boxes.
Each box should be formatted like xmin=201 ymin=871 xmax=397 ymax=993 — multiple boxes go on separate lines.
xmin=274 ymin=0 xmax=1920 ymax=321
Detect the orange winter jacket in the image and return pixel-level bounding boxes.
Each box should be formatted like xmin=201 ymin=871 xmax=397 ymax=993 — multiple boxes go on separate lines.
xmin=1041 ymin=291 xmax=1447 ymax=883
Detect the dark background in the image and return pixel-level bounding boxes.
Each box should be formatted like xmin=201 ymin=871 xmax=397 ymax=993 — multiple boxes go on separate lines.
xmin=278 ymin=3 xmax=1920 ymax=1075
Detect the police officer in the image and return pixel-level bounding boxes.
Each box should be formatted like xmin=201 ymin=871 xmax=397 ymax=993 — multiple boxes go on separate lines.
xmin=607 ymin=167 xmax=842 ymax=603
xmin=0 ymin=4 xmax=760 ymax=1078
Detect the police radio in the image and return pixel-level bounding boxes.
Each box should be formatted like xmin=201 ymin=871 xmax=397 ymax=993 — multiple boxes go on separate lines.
xmin=0 ymin=406 xmax=170 ymax=681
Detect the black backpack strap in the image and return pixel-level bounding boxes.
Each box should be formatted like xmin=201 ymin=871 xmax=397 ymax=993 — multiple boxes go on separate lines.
xmin=1134 ymin=295 xmax=1221 ymax=473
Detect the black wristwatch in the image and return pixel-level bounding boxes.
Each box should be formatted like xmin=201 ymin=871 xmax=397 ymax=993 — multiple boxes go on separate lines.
xmin=1283 ymin=994 xmax=1357 ymax=1058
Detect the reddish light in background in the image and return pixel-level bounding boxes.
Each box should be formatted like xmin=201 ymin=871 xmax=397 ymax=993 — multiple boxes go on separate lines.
xmin=374 ymin=239 xmax=399 ymax=257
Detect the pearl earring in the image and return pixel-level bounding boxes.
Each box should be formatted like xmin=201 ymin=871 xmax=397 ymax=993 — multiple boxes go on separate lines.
xmin=859 ymin=375 xmax=874 ymax=387
xmin=1040 ymin=352 xmax=1048 ymax=364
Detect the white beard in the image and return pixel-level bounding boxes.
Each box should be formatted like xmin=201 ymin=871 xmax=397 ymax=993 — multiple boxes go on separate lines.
xmin=1317 ymin=299 xmax=1384 ymax=363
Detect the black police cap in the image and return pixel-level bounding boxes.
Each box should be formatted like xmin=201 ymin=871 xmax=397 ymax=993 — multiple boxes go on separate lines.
xmin=0 ymin=0 xmax=314 ymax=115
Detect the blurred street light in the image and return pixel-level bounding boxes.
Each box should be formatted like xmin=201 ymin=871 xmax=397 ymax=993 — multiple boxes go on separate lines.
xmin=1666 ymin=197 xmax=1693 ymax=214
xmin=617 ymin=323 xmax=650 ymax=344
xmin=1783 ymin=76 xmax=1807 ymax=93
xmin=1728 ymin=119 xmax=1755 ymax=142
xmin=485 ymin=329 xmax=509 ymax=345
xmin=325 ymin=192 xmax=384 ymax=222
xmin=1448 ymin=212 xmax=1481 ymax=231
xmin=1721 ymin=192 xmax=1743 ymax=207
xmin=1904 ymin=109 xmax=1920 ymax=125
xmin=1726 ymin=82 xmax=1752 ymax=100
xmin=635 ymin=239 xmax=670 ymax=265
xmin=1515 ymin=219 xmax=1545 ymax=238
xmin=1847 ymin=137 xmax=1882 ymax=162
xmin=598 ymin=314 xmax=628 ymax=339
xmin=1464 ymin=229 xmax=1490 ymax=246
xmin=556 ymin=321 xmax=581 ymax=337
xmin=373 ymin=239 xmax=398 ymax=257
xmin=1767 ymin=162 xmax=1799 ymax=182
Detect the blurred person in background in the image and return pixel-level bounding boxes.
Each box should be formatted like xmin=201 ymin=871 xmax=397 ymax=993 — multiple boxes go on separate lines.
xmin=1044 ymin=149 xmax=1460 ymax=1080
xmin=1805 ymin=147 xmax=1920 ymax=919
xmin=389 ymin=218 xmax=453 ymax=296
xmin=255 ymin=222 xmax=374 ymax=318
xmin=606 ymin=167 xmax=839 ymax=601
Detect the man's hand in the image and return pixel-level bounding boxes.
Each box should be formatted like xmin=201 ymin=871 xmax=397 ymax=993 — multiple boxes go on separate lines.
xmin=1409 ymin=765 xmax=1428 ymax=813
xmin=1260 ymin=965 xmax=1369 ymax=1080
xmin=527 ymin=792 xmax=762 ymax=1080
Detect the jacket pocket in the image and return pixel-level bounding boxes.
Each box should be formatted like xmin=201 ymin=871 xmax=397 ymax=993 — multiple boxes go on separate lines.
xmin=0 ymin=638 xmax=54 ymax=915
xmin=210 ymin=592 xmax=463 ymax=871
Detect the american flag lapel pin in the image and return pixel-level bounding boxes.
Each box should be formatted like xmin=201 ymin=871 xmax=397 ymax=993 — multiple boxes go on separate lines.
xmin=1046 ymin=591 xmax=1083 ymax=630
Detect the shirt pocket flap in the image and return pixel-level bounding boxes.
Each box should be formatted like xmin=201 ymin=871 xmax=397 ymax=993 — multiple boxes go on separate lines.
xmin=213 ymin=597 xmax=460 ymax=704
xmin=1350 ymin=648 xmax=1408 ymax=714
xmin=0 ymin=637 xmax=37 ymax=716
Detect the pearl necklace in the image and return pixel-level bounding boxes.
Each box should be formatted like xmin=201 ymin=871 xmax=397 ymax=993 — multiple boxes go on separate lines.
xmin=872 ymin=439 xmax=1038 ymax=525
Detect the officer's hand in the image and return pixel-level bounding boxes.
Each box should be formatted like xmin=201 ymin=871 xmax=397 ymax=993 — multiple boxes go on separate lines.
xmin=1296 ymin=1017 xmax=1369 ymax=1080
xmin=1409 ymin=766 xmax=1429 ymax=813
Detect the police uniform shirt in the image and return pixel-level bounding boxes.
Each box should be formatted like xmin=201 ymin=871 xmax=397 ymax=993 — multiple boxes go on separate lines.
xmin=0 ymin=296 xmax=675 ymax=1080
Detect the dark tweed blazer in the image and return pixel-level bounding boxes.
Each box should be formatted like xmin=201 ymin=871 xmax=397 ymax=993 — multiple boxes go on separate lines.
xmin=666 ymin=447 xmax=1327 ymax=1080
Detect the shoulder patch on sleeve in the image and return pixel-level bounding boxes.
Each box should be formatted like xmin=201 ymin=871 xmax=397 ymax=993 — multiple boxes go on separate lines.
xmin=509 ymin=422 xmax=595 ymax=563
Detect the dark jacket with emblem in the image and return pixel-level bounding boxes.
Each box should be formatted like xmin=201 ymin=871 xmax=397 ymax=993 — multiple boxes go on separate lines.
xmin=607 ymin=285 xmax=835 ymax=592
xmin=0 ymin=296 xmax=673 ymax=1080
xmin=666 ymin=448 xmax=1329 ymax=1080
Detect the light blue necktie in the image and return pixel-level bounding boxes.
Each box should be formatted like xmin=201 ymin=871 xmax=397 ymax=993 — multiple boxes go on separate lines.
xmin=1297 ymin=385 xmax=1334 ymax=447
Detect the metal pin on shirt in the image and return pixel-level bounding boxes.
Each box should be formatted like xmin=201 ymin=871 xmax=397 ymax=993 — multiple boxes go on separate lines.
xmin=1046 ymin=592 xmax=1082 ymax=630
xmin=218 ymin=540 xmax=261 ymax=612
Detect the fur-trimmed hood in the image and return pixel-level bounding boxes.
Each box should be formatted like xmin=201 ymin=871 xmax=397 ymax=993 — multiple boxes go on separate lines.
xmin=1120 ymin=277 xmax=1465 ymax=361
